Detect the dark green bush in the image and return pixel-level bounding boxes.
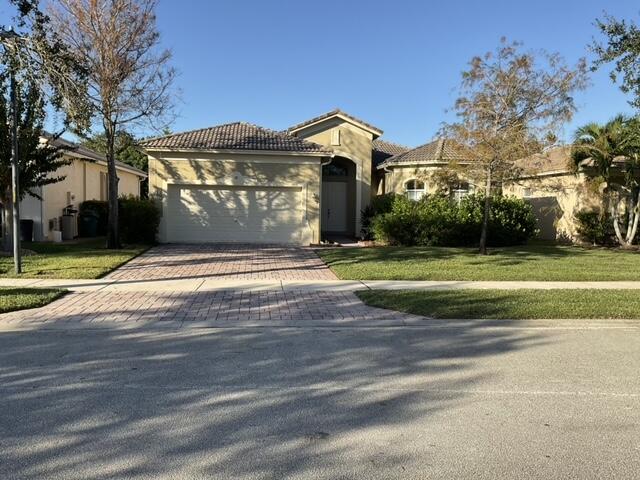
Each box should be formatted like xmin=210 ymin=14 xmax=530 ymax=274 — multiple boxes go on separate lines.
xmin=78 ymin=196 xmax=160 ymax=244
xmin=78 ymin=200 xmax=108 ymax=236
xmin=371 ymin=193 xmax=537 ymax=247
xmin=575 ymin=209 xmax=611 ymax=245
xmin=458 ymin=194 xmax=538 ymax=247
xmin=361 ymin=193 xmax=402 ymax=240
xmin=118 ymin=195 xmax=161 ymax=244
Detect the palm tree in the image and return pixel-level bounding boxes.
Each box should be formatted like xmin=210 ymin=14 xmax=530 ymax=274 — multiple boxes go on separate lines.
xmin=572 ymin=115 xmax=640 ymax=247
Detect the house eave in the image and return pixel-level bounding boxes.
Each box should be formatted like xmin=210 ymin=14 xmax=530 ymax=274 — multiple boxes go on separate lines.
xmin=377 ymin=160 xmax=472 ymax=170
xmin=65 ymin=151 xmax=148 ymax=178
xmin=139 ymin=147 xmax=334 ymax=158
xmin=510 ymin=169 xmax=574 ymax=181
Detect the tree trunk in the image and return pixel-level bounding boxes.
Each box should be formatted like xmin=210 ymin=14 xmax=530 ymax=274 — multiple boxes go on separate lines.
xmin=478 ymin=169 xmax=492 ymax=255
xmin=2 ymin=194 xmax=13 ymax=253
xmin=610 ymin=200 xmax=629 ymax=247
xmin=626 ymin=188 xmax=640 ymax=245
xmin=105 ymin=123 xmax=120 ymax=249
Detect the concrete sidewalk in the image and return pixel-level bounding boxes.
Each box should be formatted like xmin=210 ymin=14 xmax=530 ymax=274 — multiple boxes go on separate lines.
xmin=3 ymin=277 xmax=640 ymax=292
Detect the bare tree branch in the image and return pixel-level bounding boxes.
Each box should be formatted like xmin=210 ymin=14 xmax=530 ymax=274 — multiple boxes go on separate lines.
xmin=48 ymin=0 xmax=177 ymax=248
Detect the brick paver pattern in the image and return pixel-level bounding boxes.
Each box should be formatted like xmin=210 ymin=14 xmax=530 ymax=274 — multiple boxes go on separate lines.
xmin=0 ymin=290 xmax=420 ymax=329
xmin=107 ymin=244 xmax=338 ymax=281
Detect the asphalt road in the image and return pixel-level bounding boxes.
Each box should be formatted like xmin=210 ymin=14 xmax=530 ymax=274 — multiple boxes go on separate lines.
xmin=1 ymin=320 xmax=639 ymax=479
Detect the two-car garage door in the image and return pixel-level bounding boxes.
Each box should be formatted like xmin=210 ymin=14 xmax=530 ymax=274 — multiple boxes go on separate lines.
xmin=166 ymin=184 xmax=305 ymax=244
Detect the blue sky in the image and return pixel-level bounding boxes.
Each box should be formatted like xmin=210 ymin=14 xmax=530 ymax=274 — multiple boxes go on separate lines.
xmin=2 ymin=0 xmax=640 ymax=146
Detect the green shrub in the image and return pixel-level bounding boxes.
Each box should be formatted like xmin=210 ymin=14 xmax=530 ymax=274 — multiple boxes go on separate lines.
xmin=457 ymin=194 xmax=538 ymax=247
xmin=371 ymin=193 xmax=537 ymax=247
xmin=78 ymin=196 xmax=160 ymax=244
xmin=118 ymin=195 xmax=161 ymax=244
xmin=575 ymin=209 xmax=611 ymax=245
xmin=361 ymin=193 xmax=402 ymax=240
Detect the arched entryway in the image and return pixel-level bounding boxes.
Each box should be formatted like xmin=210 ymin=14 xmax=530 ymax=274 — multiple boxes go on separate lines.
xmin=321 ymin=156 xmax=357 ymax=238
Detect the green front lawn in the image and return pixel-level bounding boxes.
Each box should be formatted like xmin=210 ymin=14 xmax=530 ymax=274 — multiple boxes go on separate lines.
xmin=0 ymin=288 xmax=66 ymax=314
xmin=318 ymin=244 xmax=640 ymax=281
xmin=357 ymin=289 xmax=640 ymax=319
xmin=0 ymin=238 xmax=148 ymax=279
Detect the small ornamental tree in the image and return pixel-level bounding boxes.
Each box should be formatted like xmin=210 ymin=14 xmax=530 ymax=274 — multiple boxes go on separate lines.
xmin=0 ymin=78 xmax=72 ymax=248
xmin=1 ymin=0 xmax=90 ymax=251
xmin=443 ymin=39 xmax=588 ymax=254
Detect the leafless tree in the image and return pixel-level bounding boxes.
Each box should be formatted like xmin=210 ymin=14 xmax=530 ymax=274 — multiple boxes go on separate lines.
xmin=443 ymin=39 xmax=589 ymax=254
xmin=49 ymin=0 xmax=176 ymax=248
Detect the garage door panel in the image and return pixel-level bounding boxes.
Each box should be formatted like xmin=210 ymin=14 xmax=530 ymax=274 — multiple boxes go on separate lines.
xmin=166 ymin=185 xmax=304 ymax=244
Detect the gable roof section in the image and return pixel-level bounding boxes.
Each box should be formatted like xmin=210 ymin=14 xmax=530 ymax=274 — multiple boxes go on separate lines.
xmin=378 ymin=138 xmax=469 ymax=168
xmin=288 ymin=109 xmax=383 ymax=137
xmin=140 ymin=122 xmax=332 ymax=155
xmin=372 ymin=139 xmax=410 ymax=167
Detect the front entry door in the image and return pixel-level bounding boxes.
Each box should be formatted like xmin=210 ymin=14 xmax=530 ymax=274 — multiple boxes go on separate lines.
xmin=322 ymin=182 xmax=348 ymax=232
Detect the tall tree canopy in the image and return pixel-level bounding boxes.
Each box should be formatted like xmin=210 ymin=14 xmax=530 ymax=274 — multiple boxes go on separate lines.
xmin=49 ymin=0 xmax=176 ymax=248
xmin=593 ymin=14 xmax=640 ymax=109
xmin=444 ymin=39 xmax=589 ymax=254
xmin=81 ymin=131 xmax=148 ymax=173
xmin=2 ymin=0 xmax=90 ymax=131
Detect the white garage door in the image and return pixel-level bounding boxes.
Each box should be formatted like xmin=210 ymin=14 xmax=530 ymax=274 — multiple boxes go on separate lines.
xmin=166 ymin=184 xmax=305 ymax=244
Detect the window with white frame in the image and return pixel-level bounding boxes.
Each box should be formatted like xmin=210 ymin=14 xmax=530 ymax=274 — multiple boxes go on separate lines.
xmin=452 ymin=182 xmax=470 ymax=203
xmin=405 ymin=179 xmax=426 ymax=201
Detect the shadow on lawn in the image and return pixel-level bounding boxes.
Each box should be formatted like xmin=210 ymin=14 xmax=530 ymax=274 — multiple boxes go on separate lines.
xmin=0 ymin=293 xmax=546 ymax=479
xmin=320 ymin=244 xmax=595 ymax=268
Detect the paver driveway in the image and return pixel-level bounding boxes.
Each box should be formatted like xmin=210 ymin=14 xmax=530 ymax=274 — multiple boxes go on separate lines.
xmin=107 ymin=244 xmax=338 ymax=281
xmin=0 ymin=289 xmax=423 ymax=329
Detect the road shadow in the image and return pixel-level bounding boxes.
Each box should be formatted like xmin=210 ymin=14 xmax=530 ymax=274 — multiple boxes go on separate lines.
xmin=0 ymin=292 xmax=546 ymax=479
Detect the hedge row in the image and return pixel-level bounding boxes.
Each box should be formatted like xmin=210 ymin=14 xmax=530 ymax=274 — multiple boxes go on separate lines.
xmin=364 ymin=193 xmax=538 ymax=247
xmin=79 ymin=196 xmax=160 ymax=244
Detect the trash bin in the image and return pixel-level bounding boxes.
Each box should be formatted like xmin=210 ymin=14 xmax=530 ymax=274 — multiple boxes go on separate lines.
xmin=20 ymin=219 xmax=34 ymax=242
xmin=61 ymin=205 xmax=78 ymax=241
xmin=78 ymin=213 xmax=99 ymax=237
xmin=61 ymin=214 xmax=76 ymax=240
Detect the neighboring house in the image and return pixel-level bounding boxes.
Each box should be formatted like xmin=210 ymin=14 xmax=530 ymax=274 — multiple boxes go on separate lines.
xmin=19 ymin=138 xmax=147 ymax=241
xmin=503 ymin=146 xmax=601 ymax=241
xmin=142 ymin=109 xmax=412 ymax=245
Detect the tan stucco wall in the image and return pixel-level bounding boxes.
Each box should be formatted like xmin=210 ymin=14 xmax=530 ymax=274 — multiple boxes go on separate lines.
xmin=503 ymin=173 xmax=598 ymax=241
xmin=148 ymin=151 xmax=323 ymax=244
xmin=383 ymin=165 xmax=452 ymax=195
xmin=23 ymin=157 xmax=143 ymax=240
xmin=293 ymin=119 xmax=373 ymax=233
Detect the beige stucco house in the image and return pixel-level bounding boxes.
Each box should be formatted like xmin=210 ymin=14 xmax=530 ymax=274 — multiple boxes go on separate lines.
xmin=19 ymin=139 xmax=147 ymax=241
xmin=142 ymin=110 xmax=412 ymax=245
xmin=142 ymin=107 xmax=615 ymax=245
